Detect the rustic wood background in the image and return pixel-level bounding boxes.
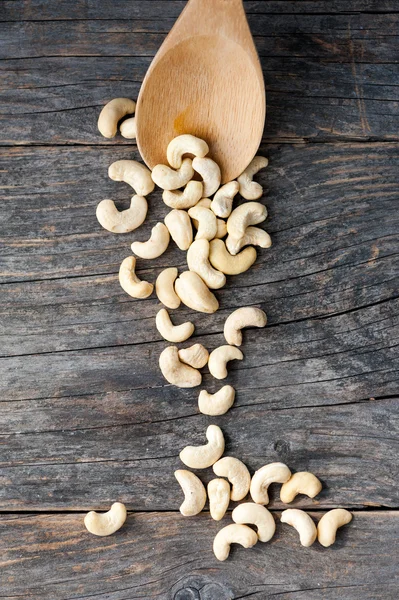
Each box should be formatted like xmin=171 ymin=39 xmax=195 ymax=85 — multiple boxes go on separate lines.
xmin=0 ymin=1 xmax=398 ymax=598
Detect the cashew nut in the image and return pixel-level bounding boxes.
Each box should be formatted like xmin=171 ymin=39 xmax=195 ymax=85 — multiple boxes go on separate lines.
xmin=119 ymin=256 xmax=153 ymax=299
xmin=162 ymin=181 xmax=203 ymax=209
xmin=131 ymin=223 xmax=170 ymax=259
xmin=237 ymin=156 xmax=269 ymax=200
xmin=250 ymin=463 xmax=291 ymax=505
xmin=232 ymin=503 xmax=275 ymax=543
xmin=84 ymin=502 xmax=127 ymax=536
xmin=224 ymin=307 xmax=267 ymax=346
xmin=317 ymin=509 xmax=352 ymax=547
xmin=227 ymin=202 xmax=267 ymax=239
xmin=213 ymin=457 xmax=251 ymax=501
xmin=167 ymin=134 xmax=209 ymax=169
xmin=175 ymin=470 xmax=206 ymax=516
xmin=208 ymin=479 xmax=230 ymax=521
xmin=198 ymin=385 xmax=235 ymax=416
xmin=208 ymin=345 xmax=244 ymax=380
xmin=187 ymin=239 xmax=226 ymax=290
xmin=180 ymin=424 xmax=225 ymax=469
xmin=108 ymin=160 xmax=154 ymax=197
xmin=188 ymin=205 xmax=217 ymax=241
xmin=164 ymin=209 xmax=193 ymax=251
xmin=175 ymin=271 xmax=219 ymax=314
xmin=192 ymin=157 xmax=221 ymax=197
xmin=152 ymin=158 xmax=194 ymax=191
xmin=156 ymin=308 xmax=194 ymax=343
xmin=280 ymin=509 xmax=317 ymax=547
xmin=280 ymin=472 xmax=322 ymax=504
xmin=226 ymin=226 xmax=272 ymax=255
xmin=215 ymin=218 xmax=228 ymax=239
xmin=209 ymin=239 xmax=257 ymax=275
xmin=155 ymin=267 xmax=180 ymax=309
xmin=196 ymin=198 xmax=211 ymax=209
xmin=98 ymin=98 xmax=136 ymax=138
xmin=96 ymin=196 xmax=147 ymax=234
xmin=159 ymin=346 xmax=201 ymax=388
xmin=213 ymin=524 xmax=258 ymax=562
xmin=211 ymin=181 xmax=240 ymax=218
xmin=178 ymin=343 xmax=209 ymax=368
xmin=120 ymin=117 xmax=136 ymax=139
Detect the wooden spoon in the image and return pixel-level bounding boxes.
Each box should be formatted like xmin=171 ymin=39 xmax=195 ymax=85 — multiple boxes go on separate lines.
xmin=136 ymin=0 xmax=265 ymax=183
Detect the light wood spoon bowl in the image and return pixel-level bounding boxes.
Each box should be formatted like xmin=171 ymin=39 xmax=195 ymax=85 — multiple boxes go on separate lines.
xmin=136 ymin=0 xmax=265 ymax=183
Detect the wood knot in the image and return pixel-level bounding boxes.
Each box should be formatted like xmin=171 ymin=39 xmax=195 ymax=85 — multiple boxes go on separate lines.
xmin=174 ymin=588 xmax=200 ymax=600
xmin=273 ymin=439 xmax=290 ymax=459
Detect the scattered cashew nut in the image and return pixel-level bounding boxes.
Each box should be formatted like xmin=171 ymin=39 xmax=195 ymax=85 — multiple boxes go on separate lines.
xmin=178 ymin=343 xmax=209 ymax=369
xmin=119 ymin=256 xmax=153 ymax=299
xmin=156 ymin=308 xmax=194 ymax=343
xmin=120 ymin=117 xmax=136 ymax=139
xmin=108 ymin=160 xmax=154 ymax=196
xmin=96 ymin=196 xmax=147 ymax=233
xmin=175 ymin=271 xmax=219 ymax=314
xmin=167 ymin=134 xmax=209 ymax=169
xmin=208 ymin=479 xmax=231 ymax=521
xmin=162 ymin=181 xmax=203 ymax=209
xmin=84 ymin=502 xmax=127 ymax=536
xmin=209 ymin=239 xmax=257 ymax=275
xmin=155 ymin=267 xmax=180 ymax=309
xmin=152 ymin=158 xmax=194 ymax=191
xmin=317 ymin=509 xmax=352 ymax=547
xmin=280 ymin=509 xmax=317 ymax=547
xmin=164 ymin=209 xmax=193 ymax=251
xmin=188 ymin=205 xmax=218 ymax=241
xmin=192 ymin=157 xmax=221 ymax=197
xmin=227 ymin=202 xmax=267 ymax=239
xmin=232 ymin=503 xmax=276 ymax=543
xmin=180 ymin=424 xmax=225 ymax=469
xmin=215 ymin=218 xmax=228 ymax=239
xmin=211 ymin=181 xmax=240 ymax=218
xmin=159 ymin=346 xmax=201 ymax=388
xmin=213 ymin=457 xmax=251 ymax=501
xmin=187 ymin=239 xmax=226 ymax=289
xmin=280 ymin=472 xmax=322 ymax=504
xmin=198 ymin=385 xmax=235 ymax=416
xmin=237 ymin=156 xmax=269 ymax=200
xmin=208 ymin=345 xmax=244 ymax=379
xmin=175 ymin=470 xmax=206 ymax=516
xmin=98 ymin=98 xmax=136 ymax=138
xmin=226 ymin=226 xmax=272 ymax=255
xmin=131 ymin=223 xmax=170 ymax=259
xmin=224 ymin=307 xmax=267 ymax=346
xmin=213 ymin=524 xmax=258 ymax=562
xmin=250 ymin=462 xmax=291 ymax=505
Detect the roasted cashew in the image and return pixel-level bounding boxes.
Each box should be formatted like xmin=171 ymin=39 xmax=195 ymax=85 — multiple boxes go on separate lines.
xmin=162 ymin=181 xmax=203 ymax=209
xmin=108 ymin=160 xmax=154 ymax=197
xmin=280 ymin=509 xmax=317 ymax=547
xmin=96 ymin=196 xmax=147 ymax=234
xmin=155 ymin=267 xmax=180 ymax=309
xmin=98 ymin=98 xmax=136 ymax=138
xmin=84 ymin=502 xmax=127 ymax=536
xmin=180 ymin=424 xmax=225 ymax=469
xmin=208 ymin=479 xmax=230 ymax=521
xmin=159 ymin=346 xmax=201 ymax=388
xmin=208 ymin=345 xmax=243 ymax=380
xmin=226 ymin=226 xmax=272 ymax=255
xmin=188 ymin=205 xmax=217 ymax=241
xmin=198 ymin=385 xmax=236 ymax=416
xmin=213 ymin=457 xmax=251 ymax=501
xmin=175 ymin=271 xmax=219 ymax=314
xmin=227 ymin=202 xmax=267 ymax=239
xmin=209 ymin=239 xmax=257 ymax=275
xmin=232 ymin=503 xmax=275 ymax=543
xmin=192 ymin=157 xmax=221 ymax=197
xmin=250 ymin=463 xmax=291 ymax=505
xmin=224 ymin=307 xmax=267 ymax=346
xmin=119 ymin=256 xmax=153 ymax=299
xmin=317 ymin=509 xmax=352 ymax=547
xmin=120 ymin=117 xmax=136 ymax=139
xmin=213 ymin=524 xmax=258 ymax=562
xmin=187 ymin=239 xmax=226 ymax=290
xmin=211 ymin=181 xmax=240 ymax=218
xmin=131 ymin=223 xmax=170 ymax=259
xmin=237 ymin=156 xmax=269 ymax=200
xmin=175 ymin=470 xmax=206 ymax=516
xmin=280 ymin=472 xmax=322 ymax=504
xmin=164 ymin=209 xmax=193 ymax=251
xmin=152 ymin=158 xmax=194 ymax=191
xmin=167 ymin=134 xmax=209 ymax=169
xmin=178 ymin=343 xmax=209 ymax=369
xmin=155 ymin=308 xmax=194 ymax=343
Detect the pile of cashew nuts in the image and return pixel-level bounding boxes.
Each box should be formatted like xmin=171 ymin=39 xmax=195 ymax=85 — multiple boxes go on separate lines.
xmin=85 ymin=98 xmax=352 ymax=556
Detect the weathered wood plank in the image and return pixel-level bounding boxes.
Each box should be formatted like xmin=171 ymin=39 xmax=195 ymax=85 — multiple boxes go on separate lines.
xmin=0 ymin=511 xmax=397 ymax=600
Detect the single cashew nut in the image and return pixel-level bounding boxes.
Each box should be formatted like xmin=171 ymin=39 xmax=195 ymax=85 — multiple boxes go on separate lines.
xmin=196 ymin=198 xmax=211 ymax=209
xmin=317 ymin=509 xmax=353 ymax=547
xmin=211 ymin=181 xmax=240 ymax=218
xmin=175 ymin=470 xmax=206 ymax=516
xmin=280 ymin=472 xmax=322 ymax=504
xmin=224 ymin=307 xmax=267 ymax=346
xmin=96 ymin=196 xmax=147 ymax=234
xmin=175 ymin=271 xmax=219 ymax=314
xmin=192 ymin=157 xmax=221 ymax=197
xmin=208 ymin=479 xmax=231 ymax=521
xmin=208 ymin=345 xmax=244 ymax=380
xmin=155 ymin=267 xmax=180 ymax=309
xmin=180 ymin=424 xmax=225 ymax=469
xmin=98 ymin=98 xmax=136 ymax=138
xmin=159 ymin=346 xmax=201 ymax=388
xmin=187 ymin=239 xmax=226 ymax=290
xmin=152 ymin=158 xmax=194 ymax=191
xmin=226 ymin=226 xmax=272 ymax=255
xmin=162 ymin=181 xmax=203 ymax=209
xmin=178 ymin=343 xmax=209 ymax=368
xmin=131 ymin=223 xmax=170 ymax=259
xmin=119 ymin=256 xmax=153 ymax=299
xmin=156 ymin=309 xmax=194 ymax=343
xmin=164 ymin=209 xmax=193 ymax=251
xmin=213 ymin=524 xmax=258 ymax=562
xmin=213 ymin=457 xmax=251 ymax=501
xmin=250 ymin=463 xmax=291 ymax=505
xmin=280 ymin=509 xmax=317 ymax=547
xmin=188 ymin=205 xmax=217 ymax=241
xmin=84 ymin=502 xmax=127 ymax=536
xmin=209 ymin=239 xmax=257 ymax=275
xmin=232 ymin=503 xmax=276 ymax=543
xmin=215 ymin=218 xmax=228 ymax=239
xmin=120 ymin=117 xmax=136 ymax=139
xmin=237 ymin=156 xmax=269 ymax=200
xmin=198 ymin=385 xmax=235 ymax=416
xmin=108 ymin=160 xmax=154 ymax=196
xmin=167 ymin=134 xmax=209 ymax=169
xmin=227 ymin=202 xmax=267 ymax=239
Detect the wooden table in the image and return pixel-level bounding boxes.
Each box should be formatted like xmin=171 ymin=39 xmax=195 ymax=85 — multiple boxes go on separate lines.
xmin=1 ymin=1 xmax=398 ymax=598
